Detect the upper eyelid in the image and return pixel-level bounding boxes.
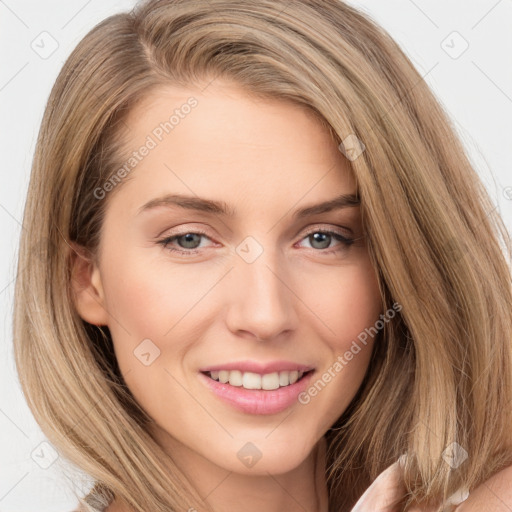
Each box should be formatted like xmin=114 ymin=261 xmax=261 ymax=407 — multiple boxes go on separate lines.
xmin=300 ymin=224 xmax=353 ymax=236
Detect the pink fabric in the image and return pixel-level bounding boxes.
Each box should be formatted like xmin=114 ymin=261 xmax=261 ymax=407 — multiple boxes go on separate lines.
xmin=350 ymin=455 xmax=469 ymax=512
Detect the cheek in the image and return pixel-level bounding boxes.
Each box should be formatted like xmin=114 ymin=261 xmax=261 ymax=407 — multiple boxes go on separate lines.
xmin=305 ymin=256 xmax=382 ymax=350
xmin=101 ymin=252 xmax=212 ymax=344
xmin=100 ymin=252 xmax=232 ymax=409
xmin=100 ymin=258 xmax=195 ymax=423
xmin=99 ymin=254 xmax=204 ymax=386
xmin=295 ymin=257 xmax=382 ymax=428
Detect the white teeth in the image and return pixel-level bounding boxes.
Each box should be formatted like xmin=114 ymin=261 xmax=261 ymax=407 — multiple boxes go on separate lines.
xmin=242 ymin=372 xmax=261 ymax=389
xmin=208 ymin=369 xmax=308 ymax=390
xmin=279 ymin=372 xmax=289 ymax=386
xmin=228 ymin=370 xmax=243 ymax=387
xmin=261 ymin=372 xmax=280 ymax=390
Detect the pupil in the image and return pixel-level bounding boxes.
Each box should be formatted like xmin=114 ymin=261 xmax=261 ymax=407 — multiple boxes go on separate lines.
xmin=310 ymin=233 xmax=331 ymax=249
xmin=179 ymin=233 xmax=201 ymax=249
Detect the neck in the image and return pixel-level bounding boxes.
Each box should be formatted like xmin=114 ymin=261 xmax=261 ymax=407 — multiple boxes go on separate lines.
xmin=189 ymin=437 xmax=329 ymax=512
xmin=106 ymin=434 xmax=329 ymax=512
xmin=106 ymin=437 xmax=328 ymax=512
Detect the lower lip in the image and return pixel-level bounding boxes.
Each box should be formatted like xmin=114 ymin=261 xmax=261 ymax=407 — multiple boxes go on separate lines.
xmin=198 ymin=371 xmax=315 ymax=415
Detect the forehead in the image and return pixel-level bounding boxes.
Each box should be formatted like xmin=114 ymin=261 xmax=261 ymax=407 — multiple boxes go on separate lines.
xmin=110 ymin=81 xmax=356 ymax=212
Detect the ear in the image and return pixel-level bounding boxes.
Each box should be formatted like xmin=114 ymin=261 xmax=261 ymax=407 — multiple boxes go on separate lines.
xmin=69 ymin=242 xmax=110 ymax=326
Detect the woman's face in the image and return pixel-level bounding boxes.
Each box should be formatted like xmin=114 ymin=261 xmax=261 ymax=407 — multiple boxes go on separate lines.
xmin=73 ymin=80 xmax=382 ymax=477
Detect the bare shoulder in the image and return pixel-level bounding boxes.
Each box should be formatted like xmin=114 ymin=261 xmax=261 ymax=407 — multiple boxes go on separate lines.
xmin=456 ymin=464 xmax=512 ymax=511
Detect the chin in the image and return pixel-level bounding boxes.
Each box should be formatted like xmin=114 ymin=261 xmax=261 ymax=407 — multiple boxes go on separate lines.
xmin=208 ymin=434 xmax=318 ymax=476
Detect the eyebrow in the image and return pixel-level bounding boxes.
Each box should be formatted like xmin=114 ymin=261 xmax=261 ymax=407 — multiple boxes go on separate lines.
xmin=137 ymin=192 xmax=360 ymax=218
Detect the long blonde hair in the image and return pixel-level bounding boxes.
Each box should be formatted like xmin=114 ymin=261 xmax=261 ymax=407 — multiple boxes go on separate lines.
xmin=13 ymin=0 xmax=512 ymax=510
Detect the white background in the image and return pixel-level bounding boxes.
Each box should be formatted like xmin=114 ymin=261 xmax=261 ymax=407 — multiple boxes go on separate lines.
xmin=1 ymin=1 xmax=511 ymax=511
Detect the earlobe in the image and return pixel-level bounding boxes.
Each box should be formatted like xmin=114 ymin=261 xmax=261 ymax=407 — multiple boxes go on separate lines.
xmin=69 ymin=242 xmax=109 ymax=326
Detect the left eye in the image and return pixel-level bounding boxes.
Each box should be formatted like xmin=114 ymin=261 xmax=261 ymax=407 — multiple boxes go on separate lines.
xmin=298 ymin=230 xmax=354 ymax=251
xmin=167 ymin=232 xmax=206 ymax=249
xmin=156 ymin=230 xmax=213 ymax=254
xmin=157 ymin=229 xmax=355 ymax=255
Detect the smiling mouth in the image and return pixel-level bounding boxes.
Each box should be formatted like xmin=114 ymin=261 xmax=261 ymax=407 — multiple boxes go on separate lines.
xmin=202 ymin=369 xmax=314 ymax=390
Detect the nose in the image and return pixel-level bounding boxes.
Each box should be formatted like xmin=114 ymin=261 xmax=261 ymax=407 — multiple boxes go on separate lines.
xmin=224 ymin=245 xmax=299 ymax=341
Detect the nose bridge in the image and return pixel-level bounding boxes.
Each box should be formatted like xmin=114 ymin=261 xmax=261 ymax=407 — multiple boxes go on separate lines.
xmin=226 ymin=237 xmax=297 ymax=339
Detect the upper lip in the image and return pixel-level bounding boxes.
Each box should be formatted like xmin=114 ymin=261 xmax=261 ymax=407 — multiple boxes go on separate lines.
xmin=199 ymin=360 xmax=315 ymax=374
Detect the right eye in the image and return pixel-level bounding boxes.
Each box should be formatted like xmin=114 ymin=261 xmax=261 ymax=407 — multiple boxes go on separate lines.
xmin=156 ymin=229 xmax=217 ymax=256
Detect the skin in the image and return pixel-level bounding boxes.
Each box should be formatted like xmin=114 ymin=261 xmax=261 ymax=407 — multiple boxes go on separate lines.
xmin=71 ymin=79 xmax=387 ymax=512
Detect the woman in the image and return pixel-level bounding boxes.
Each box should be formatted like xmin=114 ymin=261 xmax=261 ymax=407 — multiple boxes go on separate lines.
xmin=13 ymin=0 xmax=512 ymax=511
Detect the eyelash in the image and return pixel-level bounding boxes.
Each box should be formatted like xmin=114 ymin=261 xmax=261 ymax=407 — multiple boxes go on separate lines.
xmin=156 ymin=226 xmax=356 ymax=257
